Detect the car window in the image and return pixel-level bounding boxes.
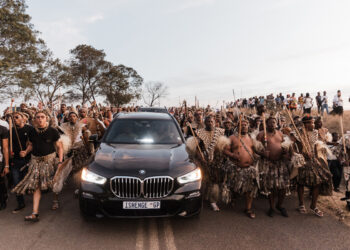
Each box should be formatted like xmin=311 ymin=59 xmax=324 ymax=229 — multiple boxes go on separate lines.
xmin=104 ymin=119 xmax=182 ymax=144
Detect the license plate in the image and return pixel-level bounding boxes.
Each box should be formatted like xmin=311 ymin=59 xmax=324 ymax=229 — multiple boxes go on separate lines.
xmin=123 ymin=201 xmax=161 ymax=209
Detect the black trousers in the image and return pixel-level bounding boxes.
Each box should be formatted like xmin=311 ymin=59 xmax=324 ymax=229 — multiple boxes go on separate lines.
xmin=0 ymin=165 xmax=8 ymax=205
xmin=328 ymin=160 xmax=342 ymax=189
xmin=11 ymin=158 xmax=28 ymax=205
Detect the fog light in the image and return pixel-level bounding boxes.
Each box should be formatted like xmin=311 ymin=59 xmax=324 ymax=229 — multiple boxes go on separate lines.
xmin=186 ymin=191 xmax=201 ymax=199
xmin=82 ymin=192 xmax=94 ymax=199
xmin=178 ymin=211 xmax=187 ymax=216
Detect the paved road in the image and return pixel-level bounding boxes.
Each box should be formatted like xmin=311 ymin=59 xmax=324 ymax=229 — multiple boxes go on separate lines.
xmin=0 ymin=185 xmax=349 ymax=250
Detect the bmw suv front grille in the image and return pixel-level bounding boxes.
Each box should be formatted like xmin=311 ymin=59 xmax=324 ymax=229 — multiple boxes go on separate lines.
xmin=110 ymin=176 xmax=174 ymax=198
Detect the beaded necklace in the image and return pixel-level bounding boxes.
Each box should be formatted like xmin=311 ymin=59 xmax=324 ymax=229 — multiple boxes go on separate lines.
xmin=35 ymin=123 xmax=49 ymax=134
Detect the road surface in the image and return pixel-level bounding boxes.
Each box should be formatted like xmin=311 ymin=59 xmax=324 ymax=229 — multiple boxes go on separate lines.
xmin=0 ymin=185 xmax=349 ymax=250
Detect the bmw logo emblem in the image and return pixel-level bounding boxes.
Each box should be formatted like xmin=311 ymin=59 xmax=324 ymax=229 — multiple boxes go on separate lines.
xmin=139 ymin=169 xmax=146 ymax=175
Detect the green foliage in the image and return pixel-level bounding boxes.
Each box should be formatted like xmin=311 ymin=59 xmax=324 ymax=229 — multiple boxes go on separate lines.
xmin=99 ymin=63 xmax=143 ymax=107
xmin=0 ymin=1 xmax=144 ymax=106
xmin=18 ymin=43 xmax=71 ymax=105
xmin=67 ymin=44 xmax=108 ymax=104
xmin=0 ymin=0 xmax=42 ymax=97
xmin=67 ymin=44 xmax=143 ymax=106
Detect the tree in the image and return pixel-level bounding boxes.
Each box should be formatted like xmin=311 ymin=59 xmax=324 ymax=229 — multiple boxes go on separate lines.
xmin=143 ymin=82 xmax=168 ymax=107
xmin=99 ymin=63 xmax=143 ymax=107
xmin=67 ymin=44 xmax=108 ymax=105
xmin=19 ymin=45 xmax=71 ymax=106
xmin=0 ymin=0 xmax=42 ymax=97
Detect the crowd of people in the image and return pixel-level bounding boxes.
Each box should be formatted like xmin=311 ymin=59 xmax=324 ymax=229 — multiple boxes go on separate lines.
xmin=230 ymin=90 xmax=346 ymax=116
xmin=0 ymin=89 xmax=349 ymax=222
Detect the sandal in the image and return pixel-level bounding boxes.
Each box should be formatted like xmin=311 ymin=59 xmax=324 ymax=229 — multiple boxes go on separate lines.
xmin=51 ymin=200 xmax=60 ymax=210
xmin=24 ymin=213 xmax=39 ymax=222
xmin=297 ymin=205 xmax=307 ymax=214
xmin=210 ymin=203 xmax=220 ymax=212
xmin=310 ymin=207 xmax=324 ymax=217
xmin=244 ymin=209 xmax=256 ymax=219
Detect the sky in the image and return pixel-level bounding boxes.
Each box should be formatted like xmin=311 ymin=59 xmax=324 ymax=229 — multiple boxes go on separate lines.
xmin=24 ymin=0 xmax=350 ymax=108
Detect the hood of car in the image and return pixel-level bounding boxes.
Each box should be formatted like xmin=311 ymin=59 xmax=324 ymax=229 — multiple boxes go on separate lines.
xmin=89 ymin=143 xmax=196 ymax=179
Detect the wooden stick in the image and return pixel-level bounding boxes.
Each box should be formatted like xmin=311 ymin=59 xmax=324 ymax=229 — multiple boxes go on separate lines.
xmin=340 ymin=116 xmax=348 ymax=161
xmin=183 ymin=100 xmax=205 ymax=162
xmin=187 ymin=122 xmax=205 ymax=162
xmin=238 ymin=114 xmax=242 ymax=145
xmin=10 ymin=115 xmax=23 ymax=152
xmin=262 ymin=112 xmax=267 ymax=147
xmin=9 ymin=99 xmax=14 ymax=156
xmin=285 ymin=109 xmax=311 ymax=156
xmin=301 ymin=126 xmax=313 ymax=157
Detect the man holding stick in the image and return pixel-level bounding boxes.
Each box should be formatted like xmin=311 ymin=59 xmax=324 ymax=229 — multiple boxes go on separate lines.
xmin=12 ymin=111 xmax=63 ymax=222
xmin=295 ymin=115 xmax=332 ymax=217
xmin=10 ymin=112 xmax=32 ymax=213
xmin=186 ymin=115 xmax=227 ymax=212
xmin=224 ymin=118 xmax=263 ymax=218
xmin=257 ymin=117 xmax=290 ymax=217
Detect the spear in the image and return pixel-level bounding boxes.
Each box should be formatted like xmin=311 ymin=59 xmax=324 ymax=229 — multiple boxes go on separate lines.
xmin=340 ymin=116 xmax=348 ymax=161
xmin=285 ymin=108 xmax=311 ymax=156
xmin=183 ymin=100 xmax=205 ymax=162
xmin=262 ymin=112 xmax=267 ymax=147
xmin=9 ymin=98 xmax=14 ymax=157
xmin=236 ymin=113 xmax=242 ymax=161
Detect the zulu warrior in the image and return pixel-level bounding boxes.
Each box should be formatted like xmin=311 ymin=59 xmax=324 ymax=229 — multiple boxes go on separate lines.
xmin=186 ymin=115 xmax=228 ymax=211
xmin=224 ymin=118 xmax=262 ymax=219
xmin=257 ymin=117 xmax=290 ymax=217
xmin=296 ymin=115 xmax=333 ymax=217
xmin=13 ymin=111 xmax=63 ymax=222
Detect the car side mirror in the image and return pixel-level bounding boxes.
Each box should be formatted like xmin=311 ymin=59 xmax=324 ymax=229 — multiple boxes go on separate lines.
xmin=89 ymin=134 xmax=99 ymax=142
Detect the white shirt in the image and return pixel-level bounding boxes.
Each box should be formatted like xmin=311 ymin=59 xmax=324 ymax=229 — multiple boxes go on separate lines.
xmin=333 ymin=95 xmax=343 ymax=107
xmin=321 ymin=95 xmax=328 ymax=105
xmin=0 ymin=119 xmax=9 ymax=129
xmin=304 ymin=97 xmax=313 ymax=108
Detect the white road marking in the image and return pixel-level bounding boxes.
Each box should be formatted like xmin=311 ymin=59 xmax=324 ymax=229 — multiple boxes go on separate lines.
xmin=136 ymin=219 xmax=145 ymax=250
xmin=163 ymin=219 xmax=177 ymax=250
xmin=149 ymin=219 xmax=160 ymax=250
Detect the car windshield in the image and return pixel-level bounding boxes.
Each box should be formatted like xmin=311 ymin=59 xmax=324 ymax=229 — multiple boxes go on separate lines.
xmin=104 ymin=119 xmax=182 ymax=144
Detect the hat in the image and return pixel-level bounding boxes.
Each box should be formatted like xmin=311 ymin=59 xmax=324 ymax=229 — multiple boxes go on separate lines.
xmin=68 ymin=108 xmax=79 ymax=117
xmin=302 ymin=114 xmax=314 ymax=123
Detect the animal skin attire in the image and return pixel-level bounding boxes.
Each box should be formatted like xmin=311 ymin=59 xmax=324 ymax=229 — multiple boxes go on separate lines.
xmin=13 ymin=126 xmax=60 ymax=194
xmin=186 ymin=127 xmax=228 ymax=203
xmin=52 ymin=122 xmax=94 ymax=194
xmin=224 ymin=135 xmax=263 ymax=198
xmin=296 ymin=130 xmax=333 ymax=196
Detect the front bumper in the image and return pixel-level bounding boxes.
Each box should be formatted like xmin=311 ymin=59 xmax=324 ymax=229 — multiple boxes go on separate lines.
xmin=79 ymin=180 xmax=202 ymax=218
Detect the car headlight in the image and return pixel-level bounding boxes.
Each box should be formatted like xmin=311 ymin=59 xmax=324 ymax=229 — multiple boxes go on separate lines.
xmin=177 ymin=168 xmax=201 ymax=184
xmin=81 ymin=168 xmax=107 ymax=185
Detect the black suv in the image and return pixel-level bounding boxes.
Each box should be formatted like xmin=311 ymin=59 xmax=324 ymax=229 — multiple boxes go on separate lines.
xmin=79 ymin=112 xmax=202 ymax=218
